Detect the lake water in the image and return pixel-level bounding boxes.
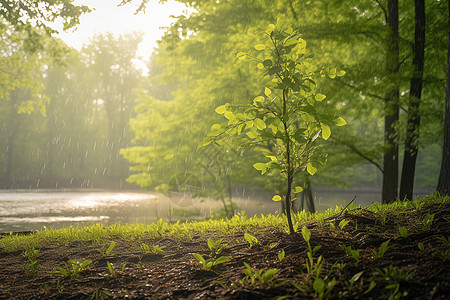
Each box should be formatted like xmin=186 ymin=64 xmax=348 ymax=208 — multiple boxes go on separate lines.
xmin=0 ymin=188 xmax=425 ymax=233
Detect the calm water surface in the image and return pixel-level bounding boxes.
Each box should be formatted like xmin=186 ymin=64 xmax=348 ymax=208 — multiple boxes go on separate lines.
xmin=0 ymin=189 xmax=389 ymax=232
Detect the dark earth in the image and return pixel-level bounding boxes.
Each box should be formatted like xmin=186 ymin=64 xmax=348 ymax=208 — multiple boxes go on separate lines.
xmin=0 ymin=202 xmax=449 ymax=299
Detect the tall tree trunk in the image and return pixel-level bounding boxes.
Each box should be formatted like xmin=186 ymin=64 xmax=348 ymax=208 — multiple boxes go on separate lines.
xmin=382 ymin=0 xmax=400 ymax=204
xmin=400 ymin=0 xmax=426 ymax=200
xmin=437 ymin=0 xmax=450 ymax=196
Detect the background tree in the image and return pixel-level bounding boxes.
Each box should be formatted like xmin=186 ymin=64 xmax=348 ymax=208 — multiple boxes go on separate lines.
xmin=437 ymin=0 xmax=450 ymax=197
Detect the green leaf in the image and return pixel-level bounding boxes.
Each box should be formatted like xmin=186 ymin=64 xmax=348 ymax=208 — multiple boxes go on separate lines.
xmin=313 ymin=278 xmax=325 ymax=294
xmin=328 ymin=67 xmax=337 ymax=79
xmin=224 ymin=111 xmax=234 ymax=120
xmin=253 ymin=163 xmax=267 ymax=171
xmin=285 ymin=26 xmax=293 ymax=35
xmin=268 ymin=66 xmax=282 ymax=76
xmin=337 ymin=70 xmax=346 ymax=77
xmin=192 ymin=253 xmax=205 ymax=264
xmin=278 ymin=250 xmax=285 ymax=261
xmin=315 ymin=93 xmax=326 ymax=101
xmin=301 ymin=226 xmax=311 ymax=242
xmin=246 ymin=130 xmax=259 ymax=139
xmin=399 ymin=226 xmax=408 ymax=238
xmin=257 ymin=63 xmax=264 ymax=69
xmin=321 ymin=124 xmax=331 ymax=140
xmin=253 ymin=96 xmax=265 ymax=103
xmin=255 ymin=118 xmax=266 ymax=130
xmin=263 ymin=59 xmax=272 ymax=67
xmin=237 ymin=52 xmax=247 ymax=60
xmin=255 ymin=44 xmax=266 ymax=50
xmin=334 ymin=117 xmax=347 ymax=126
xmin=307 ymin=162 xmax=317 ymax=175
xmin=265 ymin=24 xmax=275 ymax=34
xmin=215 ymin=104 xmax=227 ymax=114
xmin=214 ymin=256 xmax=229 ymax=265
xmin=292 ymin=186 xmax=303 ymax=193
xmin=265 ymin=87 xmax=271 ymax=96
xmin=272 ymin=195 xmax=282 ymax=201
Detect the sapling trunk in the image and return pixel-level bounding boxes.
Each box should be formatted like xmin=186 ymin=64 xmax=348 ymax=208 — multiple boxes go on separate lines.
xmin=283 ymin=89 xmax=295 ymax=235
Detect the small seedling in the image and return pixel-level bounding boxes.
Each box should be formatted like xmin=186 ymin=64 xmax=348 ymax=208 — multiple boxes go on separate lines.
xmin=22 ymin=247 xmax=40 ymax=273
xmin=139 ymin=243 xmax=166 ymax=254
xmin=339 ymin=219 xmax=350 ymax=230
xmin=98 ymin=241 xmax=116 ymax=257
xmin=436 ymin=235 xmax=450 ymax=246
xmin=422 ymin=214 xmax=434 ymax=230
xmin=278 ymin=250 xmax=285 ymax=262
xmin=244 ymin=233 xmax=259 ymax=248
xmin=398 ymin=227 xmax=408 ymax=238
xmin=301 ymin=226 xmax=323 ymax=275
xmin=373 ymin=239 xmax=390 ymax=258
xmin=417 ymin=242 xmax=425 ymax=252
xmin=340 ymin=245 xmax=360 ymax=263
xmin=376 ymin=265 xmax=414 ymax=299
xmin=23 ymin=247 xmax=40 ymax=260
xmin=269 ymin=242 xmax=279 ymax=249
xmin=433 ymin=249 xmax=450 ymax=261
xmin=106 ymin=261 xmax=116 ymax=280
xmin=207 ymin=238 xmax=228 ymax=258
xmin=192 ymin=253 xmax=228 ymax=271
xmin=57 ymin=259 xmax=92 ymax=278
xmin=91 ymin=289 xmax=113 ymax=299
xmin=313 ymin=277 xmax=337 ymax=298
xmin=241 ymin=262 xmax=278 ymax=285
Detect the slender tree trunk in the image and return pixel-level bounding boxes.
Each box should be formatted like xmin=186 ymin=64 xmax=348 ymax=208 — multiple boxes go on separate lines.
xmin=437 ymin=0 xmax=450 ymax=196
xmin=283 ymin=89 xmax=295 ymax=235
xmin=400 ymin=0 xmax=426 ymax=200
xmin=383 ymin=0 xmax=400 ymax=204
xmin=6 ymin=90 xmax=18 ymax=180
xmin=302 ymin=176 xmax=315 ymax=213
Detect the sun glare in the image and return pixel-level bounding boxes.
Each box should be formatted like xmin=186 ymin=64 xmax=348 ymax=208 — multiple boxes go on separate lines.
xmin=56 ymin=0 xmax=193 ymax=73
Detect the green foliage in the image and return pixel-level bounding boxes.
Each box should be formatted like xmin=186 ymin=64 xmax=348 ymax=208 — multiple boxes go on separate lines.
xmin=340 ymin=245 xmax=360 ymax=263
xmin=202 ymin=21 xmax=346 ymax=233
xmin=373 ymin=240 xmax=391 ymax=259
xmin=241 ymin=262 xmax=279 ymax=285
xmin=417 ymin=242 xmax=425 ymax=252
xmin=376 ymin=265 xmax=415 ymax=299
xmin=139 ymin=243 xmax=166 ymax=254
xmin=277 ymin=250 xmax=285 ymax=262
xmin=97 ymin=241 xmax=116 ymax=257
xmin=338 ymin=219 xmax=350 ymax=230
xmin=56 ymin=259 xmax=92 ymax=278
xmin=22 ymin=247 xmax=40 ymax=273
xmin=207 ymin=238 xmax=228 ymax=258
xmin=398 ymin=227 xmax=408 ymax=239
xmin=422 ymin=214 xmax=434 ymax=230
xmin=244 ymin=233 xmax=259 ymax=248
xmin=192 ymin=253 xmax=229 ymax=271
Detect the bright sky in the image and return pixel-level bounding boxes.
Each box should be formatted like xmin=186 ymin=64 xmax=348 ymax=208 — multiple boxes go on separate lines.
xmin=56 ymin=0 xmax=192 ymax=73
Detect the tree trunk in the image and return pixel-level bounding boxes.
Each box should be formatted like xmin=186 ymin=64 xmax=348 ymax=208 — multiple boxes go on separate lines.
xmin=400 ymin=0 xmax=426 ymax=201
xmin=437 ymin=0 xmax=450 ymax=196
xmin=382 ymin=0 xmax=400 ymax=204
xmin=6 ymin=90 xmax=18 ymax=180
xmin=300 ymin=176 xmax=315 ymax=213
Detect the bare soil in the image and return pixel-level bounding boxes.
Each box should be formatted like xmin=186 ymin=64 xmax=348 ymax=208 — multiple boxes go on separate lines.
xmin=0 ymin=203 xmax=449 ymax=299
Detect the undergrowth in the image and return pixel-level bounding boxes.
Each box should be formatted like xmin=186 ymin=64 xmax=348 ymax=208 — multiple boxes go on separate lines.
xmin=0 ymin=193 xmax=448 ymax=252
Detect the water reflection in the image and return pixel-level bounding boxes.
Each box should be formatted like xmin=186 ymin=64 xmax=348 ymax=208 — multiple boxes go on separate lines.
xmin=0 ymin=188 xmax=394 ymax=233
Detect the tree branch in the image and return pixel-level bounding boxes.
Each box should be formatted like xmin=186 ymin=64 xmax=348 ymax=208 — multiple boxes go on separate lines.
xmin=331 ymin=137 xmax=384 ymax=174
